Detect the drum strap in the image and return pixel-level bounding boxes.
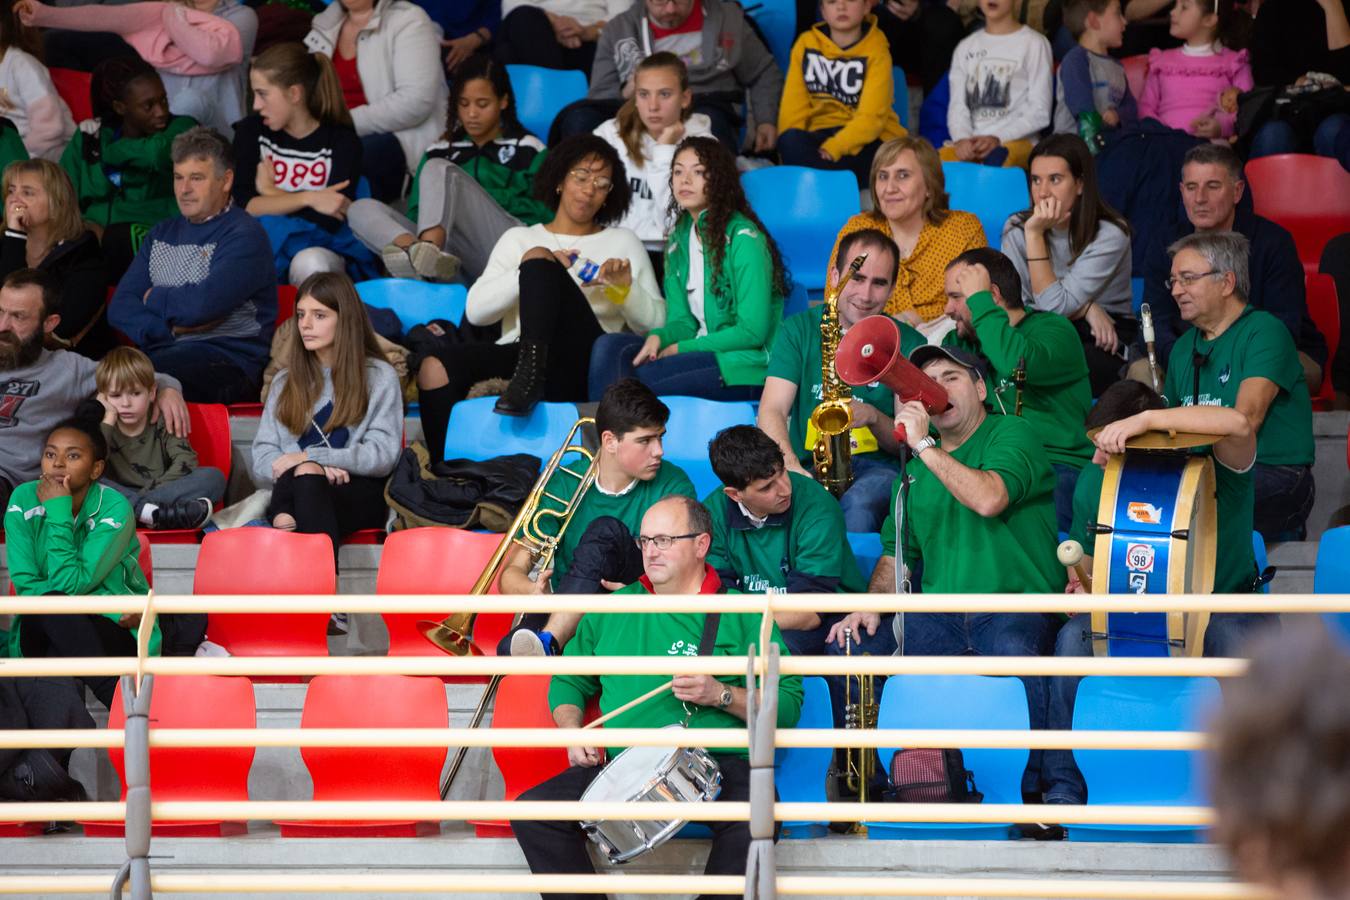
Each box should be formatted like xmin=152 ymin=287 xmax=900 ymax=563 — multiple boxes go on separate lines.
xmin=697 ymin=612 xmax=722 ymax=657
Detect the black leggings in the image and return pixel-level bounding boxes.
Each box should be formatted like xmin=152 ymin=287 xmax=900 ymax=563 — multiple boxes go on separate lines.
xmin=418 ymin=257 xmax=605 ymax=460
xmin=19 ymin=610 xmax=136 ymax=709
xmin=267 ymin=467 xmax=390 ymax=560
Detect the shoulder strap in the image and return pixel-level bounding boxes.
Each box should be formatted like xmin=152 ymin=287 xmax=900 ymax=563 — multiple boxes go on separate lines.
xmin=697 ymin=612 xmax=722 ymax=656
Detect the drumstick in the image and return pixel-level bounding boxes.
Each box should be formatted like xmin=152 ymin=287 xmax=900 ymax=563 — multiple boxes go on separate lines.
xmin=1057 ymin=539 xmax=1092 ymax=592
xmin=582 ymin=680 xmax=674 ymax=730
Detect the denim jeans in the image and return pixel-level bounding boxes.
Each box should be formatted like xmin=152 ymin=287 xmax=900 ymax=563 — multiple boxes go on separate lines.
xmin=777 ymin=127 xmax=880 ymax=189
xmin=1253 ymin=462 xmax=1315 ymax=541
xmin=587 ymin=332 xmax=761 ymax=402
xmin=146 ymin=342 xmax=262 ymax=405
xmin=1042 ymin=611 xmax=1281 ymax=802
xmin=902 ymin=612 xmax=1057 ymax=794
xmin=841 ymin=455 xmax=899 ymax=533
xmin=103 ymin=466 xmax=227 ymax=517
xmin=1051 ymin=462 xmax=1080 ymax=536
xmin=781 ymin=613 xmax=899 ymax=732
xmin=1249 ymin=113 xmax=1350 ymax=159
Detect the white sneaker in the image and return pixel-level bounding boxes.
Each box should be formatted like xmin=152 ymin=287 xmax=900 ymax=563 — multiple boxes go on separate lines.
xmin=381 ymin=243 xmax=417 ymax=279
xmin=510 ymin=628 xmax=546 ymax=657
xmin=408 ymin=241 xmax=461 ymax=281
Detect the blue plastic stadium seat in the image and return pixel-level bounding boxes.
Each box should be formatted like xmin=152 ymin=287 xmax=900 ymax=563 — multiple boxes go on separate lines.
xmin=742 ymin=0 xmax=796 ymax=69
xmin=741 ymin=167 xmax=860 ymax=294
xmin=941 ymin=162 xmax=1029 ymax=247
xmin=783 ymin=280 xmax=810 ymax=318
xmin=506 ymin=65 xmax=587 ymax=140
xmin=1252 ymin=530 xmax=1269 ymax=594
xmin=1314 ymin=525 xmax=1350 ymax=593
xmin=891 ymin=67 xmax=910 ymax=130
xmin=661 ymin=396 xmax=758 ymax=498
xmin=441 ymin=398 xmax=578 ymax=462
xmin=775 ymin=676 xmax=834 ymax=838
xmin=847 ymin=532 xmax=883 ymax=580
xmin=356 ymin=279 xmax=467 ymax=332
xmin=1131 ymin=276 xmax=1145 ymax=315
xmin=1069 ymin=676 xmax=1221 ymax=843
xmin=870 ymin=674 xmax=1029 ymax=840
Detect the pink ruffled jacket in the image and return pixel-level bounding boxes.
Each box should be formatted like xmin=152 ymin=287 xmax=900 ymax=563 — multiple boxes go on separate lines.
xmin=25 ymin=1 xmax=242 ymax=75
xmin=1138 ymin=46 xmax=1253 ymax=138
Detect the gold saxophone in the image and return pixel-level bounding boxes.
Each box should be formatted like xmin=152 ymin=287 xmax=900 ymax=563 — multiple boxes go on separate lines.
xmin=811 ymin=252 xmax=868 ymax=498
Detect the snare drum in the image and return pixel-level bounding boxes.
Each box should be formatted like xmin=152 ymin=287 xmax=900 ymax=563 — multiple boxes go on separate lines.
xmin=579 ymin=731 xmax=722 ymax=864
xmin=1089 ymin=436 xmax=1218 ymax=657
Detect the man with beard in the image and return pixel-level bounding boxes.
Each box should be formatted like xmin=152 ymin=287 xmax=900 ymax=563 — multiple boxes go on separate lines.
xmin=0 ymin=268 xmax=186 ymax=508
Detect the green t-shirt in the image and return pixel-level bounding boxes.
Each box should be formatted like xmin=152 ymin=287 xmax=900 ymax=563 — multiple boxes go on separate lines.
xmin=944 ymin=291 xmax=1093 ymax=469
xmin=1069 ymin=458 xmax=1257 ymax=594
xmin=705 ymin=471 xmax=867 ymax=594
xmin=1163 ymin=306 xmax=1314 ymax=466
xmin=767 ymin=306 xmax=925 ymax=468
xmin=880 ymin=413 xmax=1065 ymax=593
xmin=537 ymin=460 xmax=697 ymax=589
xmin=548 ymin=575 xmax=804 ymax=758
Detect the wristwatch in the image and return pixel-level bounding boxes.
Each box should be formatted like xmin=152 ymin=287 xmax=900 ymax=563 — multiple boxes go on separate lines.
xmin=716 ymin=687 xmax=734 ymax=709
xmin=912 ymin=435 xmax=937 ymax=457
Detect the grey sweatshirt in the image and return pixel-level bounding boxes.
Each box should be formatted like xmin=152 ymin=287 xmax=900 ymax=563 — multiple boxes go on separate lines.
xmin=588 ymin=0 xmax=783 ymax=127
xmin=0 ymin=349 xmax=182 ymax=488
xmin=250 ymin=359 xmax=403 ymax=486
xmin=1001 ymin=219 xmax=1134 ymax=318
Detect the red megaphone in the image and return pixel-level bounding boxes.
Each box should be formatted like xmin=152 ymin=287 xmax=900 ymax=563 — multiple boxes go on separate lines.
xmin=835 ymin=315 xmax=950 ymax=445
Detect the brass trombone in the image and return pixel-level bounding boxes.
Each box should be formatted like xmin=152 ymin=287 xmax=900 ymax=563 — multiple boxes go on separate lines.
xmin=419 ymin=417 xmax=600 ymax=797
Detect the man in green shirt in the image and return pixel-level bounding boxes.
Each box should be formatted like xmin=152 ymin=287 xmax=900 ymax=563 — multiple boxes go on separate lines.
xmin=500 ymin=379 xmax=697 ymax=656
xmin=511 ymin=495 xmax=802 ymax=891
xmin=759 ymin=228 xmax=924 ymax=532
xmin=1162 ymin=231 xmax=1315 ymax=541
xmin=942 ymin=247 xmax=1093 ymax=532
xmin=1044 ymin=379 xmax=1267 ymax=805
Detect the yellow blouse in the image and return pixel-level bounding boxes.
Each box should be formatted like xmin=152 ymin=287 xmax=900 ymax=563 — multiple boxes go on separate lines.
xmin=826 ymin=210 xmax=988 ymax=321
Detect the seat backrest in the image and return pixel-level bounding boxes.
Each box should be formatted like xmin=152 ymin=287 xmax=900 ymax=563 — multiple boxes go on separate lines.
xmin=490 ymin=675 xmax=572 ymax=800
xmin=773 ymin=676 xmax=833 ymax=803
xmin=136 ymin=531 xmax=153 ymax=588
xmin=1245 ymin=154 xmax=1350 ymax=266
xmin=505 ymin=65 xmax=587 ymax=139
xmin=1131 ymin=276 xmax=1145 ymax=316
xmin=941 ymin=161 xmax=1029 ymax=246
xmin=891 ymin=66 xmax=910 ymax=130
xmin=1314 ymin=525 xmax=1350 ymax=593
xmin=108 ymin=675 xmax=256 ymax=801
xmin=743 ymin=0 xmax=796 ymax=69
xmin=442 ymin=397 xmax=578 ymax=462
xmin=276 ymin=284 xmax=298 ymax=327
xmin=846 ymin=532 xmax=883 ymax=581
xmin=741 ymin=166 xmax=860 ymax=292
xmin=1306 ymin=273 xmax=1340 ymax=402
xmin=1121 ymin=55 xmax=1148 ymax=104
xmin=877 ymin=674 xmax=1029 ymax=804
xmin=355 ymin=279 xmax=467 ymax=331
xmin=1252 ymin=531 xmax=1268 ymax=595
xmin=376 ymin=527 xmax=504 ymax=655
xmin=196 ymin=529 xmax=335 ymax=656
xmin=186 ymin=403 xmax=232 ymax=484
xmin=300 ymin=675 xmax=447 ymax=801
xmin=1072 ymin=675 xmax=1220 ymax=804
xmin=49 ymin=67 xmax=92 ymax=123
xmin=661 ymin=397 xmax=757 ymax=498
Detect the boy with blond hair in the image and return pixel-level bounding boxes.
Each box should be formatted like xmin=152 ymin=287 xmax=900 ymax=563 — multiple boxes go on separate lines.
xmin=96 ymin=347 xmax=224 ymax=530
xmin=1054 ymin=0 xmax=1138 ymax=135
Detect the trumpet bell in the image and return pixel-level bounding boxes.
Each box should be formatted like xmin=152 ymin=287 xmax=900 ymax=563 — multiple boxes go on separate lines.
xmin=417 ymin=620 xmax=480 ymax=657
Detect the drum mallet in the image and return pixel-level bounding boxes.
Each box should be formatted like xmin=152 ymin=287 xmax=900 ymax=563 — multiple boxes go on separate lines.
xmin=1057 ymin=539 xmax=1092 ymax=592
xmin=582 ymin=680 xmax=674 ymax=730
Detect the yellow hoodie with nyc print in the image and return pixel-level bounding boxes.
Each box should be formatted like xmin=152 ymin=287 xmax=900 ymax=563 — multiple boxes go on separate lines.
xmin=776 ymin=14 xmax=906 ymax=160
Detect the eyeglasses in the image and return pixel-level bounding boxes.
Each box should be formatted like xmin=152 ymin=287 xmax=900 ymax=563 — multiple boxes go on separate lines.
xmin=568 ymin=168 xmax=613 ymax=192
xmin=1165 ymin=270 xmax=1221 ymax=290
xmin=634 ymin=533 xmax=701 ymax=551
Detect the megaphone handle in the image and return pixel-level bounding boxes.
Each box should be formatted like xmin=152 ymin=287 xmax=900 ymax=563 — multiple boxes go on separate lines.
xmin=894 ymin=423 xmax=907 ymax=446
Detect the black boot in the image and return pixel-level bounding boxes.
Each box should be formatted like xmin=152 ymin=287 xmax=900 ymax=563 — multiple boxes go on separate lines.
xmin=494 ymin=341 xmax=547 ymax=416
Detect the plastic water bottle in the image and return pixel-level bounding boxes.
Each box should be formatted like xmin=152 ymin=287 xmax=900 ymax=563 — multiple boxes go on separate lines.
xmin=1078 ymin=111 xmax=1106 ymax=155
xmin=569 ymin=253 xmax=628 ymax=304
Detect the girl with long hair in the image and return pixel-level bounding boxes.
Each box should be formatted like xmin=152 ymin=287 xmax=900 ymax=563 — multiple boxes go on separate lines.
xmin=1001 ymin=133 xmax=1134 ymax=394
xmin=593 ymin=52 xmax=712 ymax=255
xmin=0 ymin=159 xmax=110 ymax=356
xmin=233 ymin=42 xmax=376 ymax=286
xmin=251 ymin=271 xmax=402 ymax=557
xmin=348 ymin=52 xmax=550 ymax=284
xmin=0 ymin=0 xmax=73 ymax=159
xmin=1138 ymin=0 xmax=1253 ymax=140
xmin=589 ymin=136 xmax=788 ymax=402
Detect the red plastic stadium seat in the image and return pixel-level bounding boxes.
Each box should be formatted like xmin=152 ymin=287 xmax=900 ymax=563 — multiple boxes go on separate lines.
xmin=1245 ymin=154 xmax=1350 ymax=271
xmin=1121 ymin=55 xmax=1148 ymax=106
xmin=144 ymin=403 xmax=233 ymax=544
xmin=1306 ymin=273 xmax=1340 ymax=410
xmin=136 ymin=531 xmax=153 ymax=587
xmin=197 ymin=529 xmax=334 ymax=669
xmin=49 ymin=68 xmax=93 ymax=123
xmin=83 ymin=675 xmax=256 ymax=837
xmin=227 ymin=286 xmax=299 ymax=416
xmin=279 ymin=675 xmax=447 ymax=837
xmin=375 ymin=527 xmax=507 ymax=663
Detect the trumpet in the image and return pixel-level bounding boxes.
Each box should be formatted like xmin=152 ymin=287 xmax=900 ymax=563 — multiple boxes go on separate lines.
xmin=842 ymin=627 xmax=878 ymax=834
xmin=811 ymin=252 xmax=869 ymax=498
xmin=419 ymin=417 xmax=600 ymax=796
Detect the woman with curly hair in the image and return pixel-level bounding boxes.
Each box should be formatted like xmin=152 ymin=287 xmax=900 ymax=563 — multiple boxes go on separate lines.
xmin=415 ymin=133 xmax=664 ymax=459
xmin=588 ymin=136 xmax=787 ymax=402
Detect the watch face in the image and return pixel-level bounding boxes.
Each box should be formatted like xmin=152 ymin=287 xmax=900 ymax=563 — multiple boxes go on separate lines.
xmin=720 ymin=688 xmax=733 ymax=707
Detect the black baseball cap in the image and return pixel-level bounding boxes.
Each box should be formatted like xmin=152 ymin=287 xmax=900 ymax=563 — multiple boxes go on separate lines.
xmin=908 ymin=344 xmax=988 ymax=379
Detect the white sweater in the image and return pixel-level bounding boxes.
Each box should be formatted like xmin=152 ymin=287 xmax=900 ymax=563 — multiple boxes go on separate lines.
xmin=593 ymin=113 xmax=713 ymax=247
xmin=947 ymin=25 xmax=1053 ymax=143
xmin=0 ymin=48 xmax=74 ymax=160
xmin=467 ymin=223 xmax=666 ymax=345
xmin=501 ymin=0 xmax=633 ymax=28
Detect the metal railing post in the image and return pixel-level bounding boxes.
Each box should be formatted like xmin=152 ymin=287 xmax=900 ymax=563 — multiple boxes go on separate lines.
xmin=111 ymin=673 xmax=153 ymax=900
xmin=744 ymin=643 xmax=779 ymax=900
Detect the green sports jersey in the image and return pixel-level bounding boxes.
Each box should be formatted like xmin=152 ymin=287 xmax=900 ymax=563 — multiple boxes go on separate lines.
xmin=1069 ymin=458 xmax=1257 ymax=594
xmin=766 ymin=306 xmax=925 ymax=468
xmin=705 ymin=471 xmax=867 ymax=594
xmin=548 ymin=569 xmax=804 ymax=758
xmin=537 ymin=460 xmax=697 ymax=589
xmin=881 ymin=413 xmax=1064 ymax=594
xmin=944 ymin=291 xmax=1093 ymax=469
xmin=1163 ymin=306 xmax=1314 ymax=466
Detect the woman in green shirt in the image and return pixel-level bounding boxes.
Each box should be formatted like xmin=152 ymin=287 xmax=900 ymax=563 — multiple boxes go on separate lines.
xmin=588 ymin=136 xmax=789 ymax=401
xmin=3 ymin=405 xmax=156 ymax=708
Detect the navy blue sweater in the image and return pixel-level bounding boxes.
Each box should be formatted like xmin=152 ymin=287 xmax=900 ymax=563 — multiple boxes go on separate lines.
xmin=108 ymin=205 xmax=278 ymax=374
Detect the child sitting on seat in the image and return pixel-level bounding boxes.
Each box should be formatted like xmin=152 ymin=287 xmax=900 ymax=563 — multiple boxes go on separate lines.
xmin=1054 ymin=0 xmax=1138 ymax=136
xmin=96 ymin=347 xmax=225 ymax=531
xmin=1137 ymin=0 xmax=1252 ymax=141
